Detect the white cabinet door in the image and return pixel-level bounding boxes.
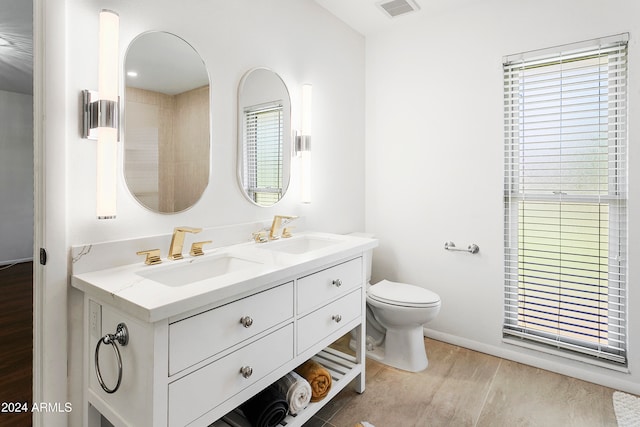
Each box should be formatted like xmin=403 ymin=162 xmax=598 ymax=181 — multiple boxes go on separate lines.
xmin=168 ymin=324 xmax=294 ymax=427
xmin=169 ymin=282 xmax=294 ymax=375
xmin=297 ymin=258 xmax=362 ymax=314
xmin=297 ymin=289 xmax=361 ymax=354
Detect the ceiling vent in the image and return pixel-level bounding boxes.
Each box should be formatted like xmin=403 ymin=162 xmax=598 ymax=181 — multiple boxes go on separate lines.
xmin=376 ymin=0 xmax=420 ymax=18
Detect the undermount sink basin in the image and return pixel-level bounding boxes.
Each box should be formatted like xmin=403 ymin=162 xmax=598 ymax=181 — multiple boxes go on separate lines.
xmin=137 ymin=255 xmax=262 ymax=287
xmin=260 ymin=235 xmax=341 ymax=254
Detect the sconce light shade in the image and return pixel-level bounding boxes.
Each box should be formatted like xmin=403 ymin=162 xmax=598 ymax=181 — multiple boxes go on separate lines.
xmin=300 ymin=150 xmax=312 ymax=204
xmin=301 ymin=84 xmax=312 ymax=135
xmin=298 ymin=84 xmax=312 ymax=204
xmin=83 ymin=9 xmax=119 ymax=219
xmin=96 ymin=127 xmax=118 ymax=219
xmin=99 ymin=10 xmax=119 ymax=105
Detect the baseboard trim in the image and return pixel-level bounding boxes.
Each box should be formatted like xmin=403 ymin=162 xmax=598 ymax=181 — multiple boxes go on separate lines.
xmin=0 ymin=257 xmax=33 ymax=267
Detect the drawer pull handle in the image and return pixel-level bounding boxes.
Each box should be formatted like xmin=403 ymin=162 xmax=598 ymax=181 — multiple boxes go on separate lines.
xmin=332 ymin=314 xmax=342 ymax=323
xmin=240 ymin=316 xmax=254 ymax=328
xmin=332 ymin=279 xmax=343 ymax=287
xmin=240 ymin=366 xmax=253 ymax=378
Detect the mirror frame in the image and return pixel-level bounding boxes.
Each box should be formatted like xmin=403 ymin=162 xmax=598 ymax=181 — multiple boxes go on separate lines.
xmin=236 ymin=67 xmax=292 ymax=207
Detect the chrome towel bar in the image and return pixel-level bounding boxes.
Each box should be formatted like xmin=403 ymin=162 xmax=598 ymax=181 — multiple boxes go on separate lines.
xmin=444 ymin=241 xmax=479 ymax=254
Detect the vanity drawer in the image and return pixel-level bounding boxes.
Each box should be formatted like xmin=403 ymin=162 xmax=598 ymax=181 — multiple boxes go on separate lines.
xmin=297 ymin=289 xmax=362 ymax=354
xmin=297 ymin=257 xmax=362 ymax=314
xmin=168 ymin=324 xmax=294 ymax=427
xmin=169 ymin=282 xmax=294 ymax=375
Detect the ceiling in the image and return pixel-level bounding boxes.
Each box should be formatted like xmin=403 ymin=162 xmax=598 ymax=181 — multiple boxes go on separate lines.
xmin=0 ymin=0 xmax=32 ymax=95
xmin=313 ymin=0 xmax=476 ymax=36
xmin=0 ymin=0 xmax=472 ymax=96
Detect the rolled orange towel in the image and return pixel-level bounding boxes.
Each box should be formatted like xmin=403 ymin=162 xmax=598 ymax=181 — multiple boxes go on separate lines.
xmin=294 ymin=360 xmax=332 ymax=402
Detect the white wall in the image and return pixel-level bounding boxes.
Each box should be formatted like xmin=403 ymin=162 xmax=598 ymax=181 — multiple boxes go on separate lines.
xmin=66 ymin=0 xmax=365 ymax=245
xmin=366 ymin=0 xmax=640 ymax=392
xmin=0 ymin=90 xmax=33 ymax=264
xmin=54 ymin=1 xmax=365 ymax=425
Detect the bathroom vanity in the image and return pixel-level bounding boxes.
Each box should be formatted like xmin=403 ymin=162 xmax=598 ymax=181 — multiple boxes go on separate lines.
xmin=71 ymin=232 xmax=377 ymax=427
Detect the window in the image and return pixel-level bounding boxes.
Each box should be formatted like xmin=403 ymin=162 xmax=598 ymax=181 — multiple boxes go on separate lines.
xmin=243 ymin=103 xmax=284 ymax=205
xmin=503 ymin=34 xmax=628 ymax=364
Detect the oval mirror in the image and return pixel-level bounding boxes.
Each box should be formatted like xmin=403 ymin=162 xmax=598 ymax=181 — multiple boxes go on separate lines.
xmin=124 ymin=31 xmax=210 ymax=213
xmin=237 ymin=68 xmax=291 ymax=206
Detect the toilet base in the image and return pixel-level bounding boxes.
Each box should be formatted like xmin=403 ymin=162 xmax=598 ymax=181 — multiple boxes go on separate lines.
xmin=350 ymin=326 xmax=428 ymax=372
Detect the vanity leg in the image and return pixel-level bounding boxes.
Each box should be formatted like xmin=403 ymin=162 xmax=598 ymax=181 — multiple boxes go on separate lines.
xmin=354 ymin=322 xmax=366 ymax=394
xmin=87 ymin=404 xmax=101 ymax=427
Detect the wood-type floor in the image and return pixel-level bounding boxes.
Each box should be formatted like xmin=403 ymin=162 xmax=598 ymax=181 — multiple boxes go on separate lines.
xmin=308 ymin=336 xmax=620 ymax=426
xmin=0 ymin=262 xmax=33 ymax=427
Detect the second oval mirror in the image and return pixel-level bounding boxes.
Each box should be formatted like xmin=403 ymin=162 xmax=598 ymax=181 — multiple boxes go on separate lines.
xmin=124 ymin=31 xmax=210 ymax=213
xmin=237 ymin=68 xmax=291 ymax=206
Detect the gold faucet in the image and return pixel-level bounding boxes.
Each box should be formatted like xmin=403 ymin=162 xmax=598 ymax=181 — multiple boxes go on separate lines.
xmin=269 ymin=215 xmax=298 ymax=240
xmin=189 ymin=240 xmax=212 ymax=257
xmin=136 ymin=249 xmax=162 ymax=265
xmin=168 ymin=226 xmax=202 ymax=260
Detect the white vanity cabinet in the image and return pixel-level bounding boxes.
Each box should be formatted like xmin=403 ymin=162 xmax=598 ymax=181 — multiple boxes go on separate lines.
xmin=83 ymin=255 xmax=366 ymax=427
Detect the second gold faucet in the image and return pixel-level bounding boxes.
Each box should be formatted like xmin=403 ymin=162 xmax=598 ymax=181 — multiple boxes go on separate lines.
xmin=168 ymin=226 xmax=202 ymax=260
xmin=269 ymin=215 xmax=298 ymax=240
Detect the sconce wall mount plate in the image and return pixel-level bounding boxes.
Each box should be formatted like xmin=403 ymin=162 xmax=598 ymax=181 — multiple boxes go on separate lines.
xmin=82 ymin=90 xmax=119 ymax=140
xmin=295 ymin=134 xmax=311 ymax=153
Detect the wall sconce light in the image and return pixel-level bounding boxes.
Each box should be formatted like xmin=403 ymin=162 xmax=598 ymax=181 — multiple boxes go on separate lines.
xmin=295 ymin=84 xmax=312 ymax=204
xmin=82 ymin=9 xmax=120 ymax=219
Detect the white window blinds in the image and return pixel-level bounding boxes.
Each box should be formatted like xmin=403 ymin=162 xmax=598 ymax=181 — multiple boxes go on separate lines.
xmin=503 ymin=34 xmax=628 ymax=364
xmin=243 ymin=103 xmax=284 ymax=205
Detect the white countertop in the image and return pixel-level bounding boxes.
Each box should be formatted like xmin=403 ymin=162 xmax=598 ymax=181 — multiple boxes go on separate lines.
xmin=71 ymin=232 xmax=377 ymax=323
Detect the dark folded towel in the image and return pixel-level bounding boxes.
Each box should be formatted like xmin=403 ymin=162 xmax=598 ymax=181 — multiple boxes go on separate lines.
xmin=240 ymin=385 xmax=289 ymax=427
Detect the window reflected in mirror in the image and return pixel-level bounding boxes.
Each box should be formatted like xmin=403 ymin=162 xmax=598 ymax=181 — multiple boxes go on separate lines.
xmin=237 ymin=68 xmax=291 ymax=207
xmin=243 ymin=102 xmax=284 ymax=205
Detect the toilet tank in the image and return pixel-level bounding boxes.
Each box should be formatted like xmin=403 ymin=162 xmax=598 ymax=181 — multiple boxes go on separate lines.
xmin=348 ymin=232 xmax=375 ymax=283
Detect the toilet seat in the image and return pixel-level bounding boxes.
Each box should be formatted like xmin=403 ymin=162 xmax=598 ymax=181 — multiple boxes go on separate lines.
xmin=368 ymin=280 xmax=441 ymax=308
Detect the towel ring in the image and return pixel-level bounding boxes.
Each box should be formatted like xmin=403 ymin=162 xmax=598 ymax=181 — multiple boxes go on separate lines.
xmin=95 ymin=323 xmax=129 ymax=394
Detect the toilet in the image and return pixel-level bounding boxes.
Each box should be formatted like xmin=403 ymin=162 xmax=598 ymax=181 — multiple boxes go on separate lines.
xmin=349 ymin=233 xmax=441 ymax=372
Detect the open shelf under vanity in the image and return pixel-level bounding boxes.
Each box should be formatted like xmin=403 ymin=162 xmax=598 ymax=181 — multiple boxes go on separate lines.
xmin=214 ymin=348 xmax=359 ymax=427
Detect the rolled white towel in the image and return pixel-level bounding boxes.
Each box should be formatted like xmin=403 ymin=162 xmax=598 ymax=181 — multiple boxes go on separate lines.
xmin=274 ymin=371 xmax=312 ymax=415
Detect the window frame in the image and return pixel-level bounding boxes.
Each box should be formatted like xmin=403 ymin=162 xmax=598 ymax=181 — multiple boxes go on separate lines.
xmin=502 ymin=34 xmax=628 ymax=365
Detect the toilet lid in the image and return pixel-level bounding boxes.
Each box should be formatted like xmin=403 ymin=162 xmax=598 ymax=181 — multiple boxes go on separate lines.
xmin=368 ymin=280 xmax=441 ymax=308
